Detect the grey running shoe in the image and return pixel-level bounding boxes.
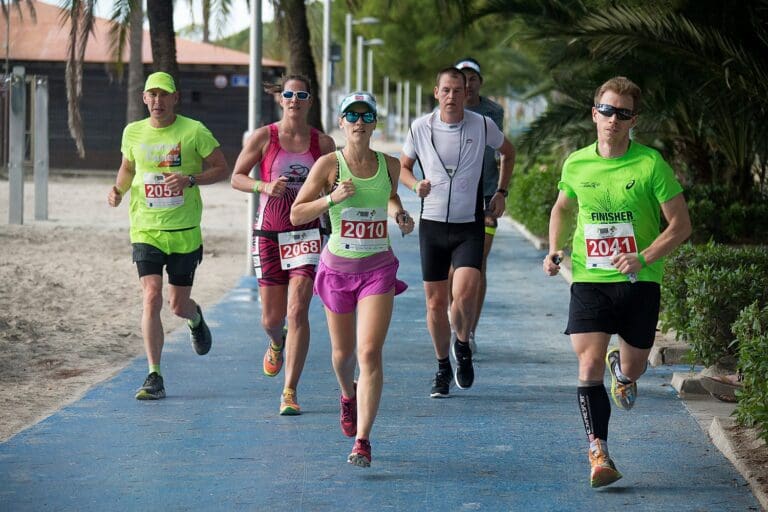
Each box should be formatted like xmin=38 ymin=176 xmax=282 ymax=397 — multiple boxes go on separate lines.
xmin=430 ymin=369 xmax=452 ymax=398
xmin=190 ymin=305 xmax=212 ymax=355
xmin=606 ymin=348 xmax=637 ymax=410
xmin=452 ymin=339 xmax=474 ymax=389
xmin=135 ymin=372 xmax=165 ymax=400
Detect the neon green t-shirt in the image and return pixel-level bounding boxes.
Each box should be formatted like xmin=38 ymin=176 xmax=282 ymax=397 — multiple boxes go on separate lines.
xmin=121 ymin=115 xmax=219 ymax=251
xmin=328 ymin=151 xmax=392 ymax=259
xmin=559 ymin=141 xmax=683 ymax=284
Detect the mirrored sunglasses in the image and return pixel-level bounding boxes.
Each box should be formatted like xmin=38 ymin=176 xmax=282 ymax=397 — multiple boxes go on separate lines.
xmin=343 ymin=111 xmax=376 ymax=124
xmin=594 ymin=103 xmax=636 ymax=121
xmin=282 ymin=90 xmax=311 ymax=100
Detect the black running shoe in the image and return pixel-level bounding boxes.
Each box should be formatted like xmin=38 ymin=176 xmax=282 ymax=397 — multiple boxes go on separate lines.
xmin=190 ymin=305 xmax=212 ymax=355
xmin=135 ymin=372 xmax=165 ymax=400
xmin=430 ymin=369 xmax=452 ymax=398
xmin=452 ymin=339 xmax=474 ymax=389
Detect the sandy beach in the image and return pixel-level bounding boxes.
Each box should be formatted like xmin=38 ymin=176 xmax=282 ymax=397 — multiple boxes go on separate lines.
xmin=0 ymin=174 xmax=248 ymax=441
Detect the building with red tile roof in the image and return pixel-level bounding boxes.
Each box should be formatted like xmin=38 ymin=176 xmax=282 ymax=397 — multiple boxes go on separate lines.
xmin=1 ymin=0 xmax=285 ymax=169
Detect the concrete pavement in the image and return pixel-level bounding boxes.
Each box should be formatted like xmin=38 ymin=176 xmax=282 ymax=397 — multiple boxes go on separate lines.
xmin=0 ymin=188 xmax=762 ymax=511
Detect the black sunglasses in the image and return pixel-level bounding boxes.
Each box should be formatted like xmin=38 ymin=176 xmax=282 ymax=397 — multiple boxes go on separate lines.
xmin=342 ymin=111 xmax=376 ymax=124
xmin=594 ymin=103 xmax=636 ymax=121
xmin=282 ymin=90 xmax=311 ymax=100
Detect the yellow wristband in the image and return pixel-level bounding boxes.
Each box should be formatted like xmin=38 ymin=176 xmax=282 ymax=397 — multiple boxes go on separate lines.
xmin=253 ymin=180 xmax=262 ymax=193
xmin=412 ymin=182 xmax=419 ymax=193
xmin=638 ymin=253 xmax=647 ymax=268
xmin=326 ymin=194 xmax=335 ymax=208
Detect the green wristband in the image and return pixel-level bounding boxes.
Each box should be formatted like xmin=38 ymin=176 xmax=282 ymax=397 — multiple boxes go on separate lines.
xmin=326 ymin=194 xmax=335 ymax=208
xmin=412 ymin=182 xmax=419 ymax=193
xmin=638 ymin=253 xmax=647 ymax=268
xmin=252 ymin=180 xmax=262 ymax=193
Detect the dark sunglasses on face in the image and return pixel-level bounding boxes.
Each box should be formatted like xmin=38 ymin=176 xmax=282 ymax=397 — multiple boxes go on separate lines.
xmin=342 ymin=111 xmax=376 ymax=124
xmin=282 ymin=90 xmax=311 ymax=100
xmin=594 ymin=103 xmax=636 ymax=121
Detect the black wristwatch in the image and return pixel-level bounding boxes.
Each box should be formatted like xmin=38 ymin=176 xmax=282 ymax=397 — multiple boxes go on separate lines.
xmin=496 ymin=188 xmax=508 ymax=198
xmin=188 ymin=175 xmax=197 ymax=188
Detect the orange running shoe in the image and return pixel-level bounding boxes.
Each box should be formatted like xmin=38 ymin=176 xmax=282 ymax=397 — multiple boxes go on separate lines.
xmin=263 ymin=327 xmax=287 ymax=377
xmin=589 ymin=439 xmax=622 ymax=488
xmin=279 ymin=388 xmax=301 ymax=416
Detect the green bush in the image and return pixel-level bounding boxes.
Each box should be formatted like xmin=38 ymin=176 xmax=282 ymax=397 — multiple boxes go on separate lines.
xmin=686 ymin=185 xmax=768 ymax=243
xmin=661 ymin=243 xmax=768 ymax=366
xmin=732 ymin=302 xmax=768 ymax=443
xmin=507 ymin=161 xmax=561 ymax=238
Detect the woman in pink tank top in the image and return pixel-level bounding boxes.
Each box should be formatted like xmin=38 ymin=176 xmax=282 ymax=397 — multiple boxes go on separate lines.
xmin=232 ymin=75 xmax=336 ymax=415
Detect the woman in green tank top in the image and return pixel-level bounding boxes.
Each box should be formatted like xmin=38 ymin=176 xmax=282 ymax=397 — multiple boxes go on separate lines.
xmin=291 ymin=92 xmax=414 ymax=468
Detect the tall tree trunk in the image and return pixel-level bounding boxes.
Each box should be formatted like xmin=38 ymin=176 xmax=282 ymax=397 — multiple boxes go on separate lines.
xmin=146 ymin=0 xmax=179 ymax=84
xmin=277 ymin=0 xmax=323 ymax=131
xmin=202 ymin=0 xmax=210 ymax=43
xmin=126 ymin=0 xmax=144 ymax=123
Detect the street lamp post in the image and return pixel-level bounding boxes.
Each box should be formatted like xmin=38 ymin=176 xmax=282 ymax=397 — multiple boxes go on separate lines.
xmin=345 ymin=15 xmax=379 ymax=94
xmin=356 ymin=35 xmax=364 ymax=90
xmin=356 ymin=38 xmax=383 ymax=93
xmin=321 ymin=0 xmax=331 ymax=133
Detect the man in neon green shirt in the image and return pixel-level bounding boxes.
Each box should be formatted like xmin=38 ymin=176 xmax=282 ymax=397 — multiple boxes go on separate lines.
xmin=107 ymin=71 xmax=229 ymax=400
xmin=543 ymin=76 xmax=691 ymax=488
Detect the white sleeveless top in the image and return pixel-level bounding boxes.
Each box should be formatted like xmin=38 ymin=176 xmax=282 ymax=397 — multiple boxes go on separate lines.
xmin=402 ymin=110 xmax=504 ymax=223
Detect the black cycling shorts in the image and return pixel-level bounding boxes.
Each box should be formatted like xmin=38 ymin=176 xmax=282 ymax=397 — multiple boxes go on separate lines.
xmin=565 ymin=281 xmax=661 ymax=349
xmin=132 ymin=243 xmax=203 ymax=286
xmin=419 ymin=218 xmax=484 ymax=282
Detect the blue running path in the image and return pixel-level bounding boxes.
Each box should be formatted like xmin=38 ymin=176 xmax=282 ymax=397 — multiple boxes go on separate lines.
xmin=0 ymin=186 xmax=761 ymax=511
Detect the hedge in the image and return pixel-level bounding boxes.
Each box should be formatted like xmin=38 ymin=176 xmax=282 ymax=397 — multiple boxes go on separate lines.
xmin=732 ymin=302 xmax=768 ymax=443
xmin=661 ymin=243 xmax=768 ymax=367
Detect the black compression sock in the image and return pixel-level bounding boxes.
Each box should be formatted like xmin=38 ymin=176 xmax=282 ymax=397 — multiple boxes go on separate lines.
xmin=577 ymin=384 xmax=611 ymax=441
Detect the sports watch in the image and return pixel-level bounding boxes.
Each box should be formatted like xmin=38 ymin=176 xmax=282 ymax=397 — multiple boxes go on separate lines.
xmin=188 ymin=175 xmax=197 ymax=187
xmin=496 ymin=188 xmax=508 ymax=198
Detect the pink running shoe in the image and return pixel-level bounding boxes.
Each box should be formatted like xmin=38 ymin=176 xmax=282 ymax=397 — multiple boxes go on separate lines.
xmin=340 ymin=394 xmax=357 ymax=437
xmin=348 ymin=438 xmax=371 ymax=467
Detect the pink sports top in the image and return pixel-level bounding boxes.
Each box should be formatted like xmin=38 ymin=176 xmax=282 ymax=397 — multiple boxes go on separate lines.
xmin=255 ymin=123 xmax=323 ymax=234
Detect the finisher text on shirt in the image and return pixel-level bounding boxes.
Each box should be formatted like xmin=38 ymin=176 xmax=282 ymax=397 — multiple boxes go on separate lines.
xmin=590 ymin=211 xmax=634 ymax=222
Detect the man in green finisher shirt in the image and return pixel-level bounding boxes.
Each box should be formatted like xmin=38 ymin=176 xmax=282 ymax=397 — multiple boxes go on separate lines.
xmin=543 ymin=76 xmax=691 ymax=488
xmin=108 ymin=71 xmax=230 ymax=400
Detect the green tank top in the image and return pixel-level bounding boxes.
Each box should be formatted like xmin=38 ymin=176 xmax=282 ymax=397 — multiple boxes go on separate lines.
xmin=328 ymin=150 xmax=392 ymax=258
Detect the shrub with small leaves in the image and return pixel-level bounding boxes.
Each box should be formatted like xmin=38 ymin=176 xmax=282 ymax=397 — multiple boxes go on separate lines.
xmin=507 ymin=160 xmax=562 ymax=239
xmin=732 ymin=302 xmax=768 ymax=443
xmin=661 ymin=243 xmax=768 ymax=366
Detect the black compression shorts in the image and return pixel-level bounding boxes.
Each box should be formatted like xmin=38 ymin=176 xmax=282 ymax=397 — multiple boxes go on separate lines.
xmin=418 ymin=218 xmax=484 ymax=281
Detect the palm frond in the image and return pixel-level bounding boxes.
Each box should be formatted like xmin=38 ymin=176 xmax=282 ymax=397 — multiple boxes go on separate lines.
xmin=108 ymin=0 xmax=135 ymax=79
xmin=62 ymin=0 xmax=96 ymax=158
xmin=1 ymin=0 xmax=36 ymax=22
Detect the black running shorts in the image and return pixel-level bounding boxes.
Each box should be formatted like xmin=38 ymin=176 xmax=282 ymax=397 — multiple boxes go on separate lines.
xmin=419 ymin=218 xmax=484 ymax=282
xmin=565 ymin=281 xmax=661 ymax=349
xmin=132 ymin=243 xmax=203 ymax=286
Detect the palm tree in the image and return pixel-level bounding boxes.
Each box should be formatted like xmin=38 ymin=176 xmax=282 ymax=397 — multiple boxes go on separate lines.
xmin=146 ymin=0 xmax=178 ymax=79
xmin=55 ymin=0 xmax=178 ymax=157
xmin=461 ymin=0 xmax=768 ymax=198
xmin=185 ymin=0 xmax=233 ymax=43
xmin=271 ymin=0 xmax=323 ymax=131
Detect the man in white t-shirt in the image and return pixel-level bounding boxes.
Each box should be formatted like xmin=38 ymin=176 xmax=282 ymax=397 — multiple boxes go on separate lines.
xmin=400 ymin=67 xmax=515 ymax=398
